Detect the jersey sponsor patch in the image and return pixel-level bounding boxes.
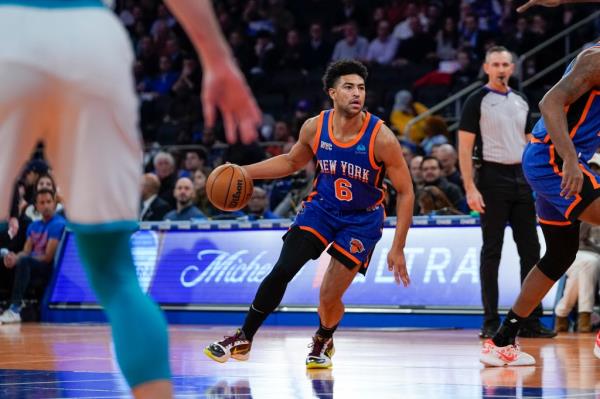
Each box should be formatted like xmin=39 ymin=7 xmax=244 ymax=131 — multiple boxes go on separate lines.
xmin=320 ymin=141 xmax=333 ymax=151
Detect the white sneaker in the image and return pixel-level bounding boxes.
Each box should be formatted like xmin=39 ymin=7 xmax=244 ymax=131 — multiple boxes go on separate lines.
xmin=480 ymin=339 xmax=535 ymax=366
xmin=594 ymin=331 xmax=600 ymax=360
xmin=0 ymin=309 xmax=21 ymax=324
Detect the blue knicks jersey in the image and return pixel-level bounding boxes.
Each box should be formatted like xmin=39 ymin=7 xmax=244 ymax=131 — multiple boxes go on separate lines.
xmin=531 ymin=46 xmax=600 ymax=160
xmin=309 ymin=110 xmax=386 ymax=211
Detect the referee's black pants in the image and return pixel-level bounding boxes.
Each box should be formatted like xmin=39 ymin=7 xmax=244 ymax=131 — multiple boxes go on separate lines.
xmin=477 ymin=162 xmax=543 ymax=328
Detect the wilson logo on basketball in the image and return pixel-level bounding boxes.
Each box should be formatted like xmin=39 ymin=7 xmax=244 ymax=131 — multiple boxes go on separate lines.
xmin=228 ymin=179 xmax=243 ymax=207
xmin=206 ymin=163 xmax=252 ymax=211
xmin=349 ymin=238 xmax=365 ymax=254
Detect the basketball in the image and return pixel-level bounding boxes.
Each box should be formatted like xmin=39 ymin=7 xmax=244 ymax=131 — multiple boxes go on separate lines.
xmin=206 ymin=164 xmax=253 ymax=211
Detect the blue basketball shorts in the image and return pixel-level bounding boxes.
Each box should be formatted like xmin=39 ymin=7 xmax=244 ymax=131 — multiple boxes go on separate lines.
xmin=522 ymin=142 xmax=600 ymax=225
xmin=291 ymin=198 xmax=385 ymax=275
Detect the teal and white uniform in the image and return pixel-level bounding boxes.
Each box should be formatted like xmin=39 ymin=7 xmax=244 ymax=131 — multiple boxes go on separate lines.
xmin=0 ymin=0 xmax=141 ymax=224
xmin=0 ymin=0 xmax=171 ymax=389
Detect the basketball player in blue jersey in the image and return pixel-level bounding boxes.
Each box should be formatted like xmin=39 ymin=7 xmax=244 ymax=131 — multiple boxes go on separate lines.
xmin=204 ymin=60 xmax=414 ymax=369
xmin=0 ymin=1 xmax=259 ymax=398
xmin=479 ymin=37 xmax=600 ymax=365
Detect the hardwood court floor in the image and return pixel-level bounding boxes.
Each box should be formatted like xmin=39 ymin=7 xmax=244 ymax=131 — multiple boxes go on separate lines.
xmin=0 ymin=324 xmax=598 ymax=398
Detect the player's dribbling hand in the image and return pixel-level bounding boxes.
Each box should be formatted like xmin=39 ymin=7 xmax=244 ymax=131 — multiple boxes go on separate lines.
xmin=201 ymin=58 xmax=261 ymax=145
xmin=387 ymin=247 xmax=410 ymax=287
xmin=517 ymin=0 xmax=562 ymax=13
xmin=560 ymin=158 xmax=584 ymax=199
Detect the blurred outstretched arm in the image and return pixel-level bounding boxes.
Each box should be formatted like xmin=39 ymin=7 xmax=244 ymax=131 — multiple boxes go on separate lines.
xmin=164 ymin=0 xmax=261 ymax=144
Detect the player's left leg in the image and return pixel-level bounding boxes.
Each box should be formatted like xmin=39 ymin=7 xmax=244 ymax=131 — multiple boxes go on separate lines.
xmin=579 ymin=197 xmax=600 ymax=358
xmin=508 ymin=190 xmax=554 ymax=338
xmin=480 ymin=221 xmax=579 ymax=367
xmin=204 ymin=226 xmax=325 ymax=363
xmin=482 ymin=159 xmax=600 ymax=366
xmin=305 ymin=207 xmax=384 ymax=368
xmin=306 ymin=257 xmax=360 ymax=369
xmin=483 ymin=199 xmax=600 ymax=367
xmin=43 ymin=9 xmax=172 ymax=397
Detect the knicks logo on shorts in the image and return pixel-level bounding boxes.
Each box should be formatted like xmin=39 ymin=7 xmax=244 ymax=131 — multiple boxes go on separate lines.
xmin=349 ymin=238 xmax=365 ymax=254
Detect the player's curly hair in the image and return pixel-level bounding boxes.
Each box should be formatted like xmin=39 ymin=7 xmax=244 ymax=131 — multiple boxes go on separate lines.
xmin=322 ymin=60 xmax=368 ymax=94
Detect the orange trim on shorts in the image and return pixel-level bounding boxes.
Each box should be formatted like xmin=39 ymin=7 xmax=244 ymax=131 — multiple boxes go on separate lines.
xmin=331 ymin=242 xmax=361 ymax=265
xmin=569 ymin=91 xmax=598 ymax=139
xmin=547 ymin=144 xmax=582 ymax=220
xmin=368 ymin=119 xmax=384 ymax=170
xmin=311 ymin=111 xmax=325 ymax=154
xmin=530 ymin=137 xmax=543 ymax=144
xmin=580 ymin=164 xmax=600 ymax=189
xmin=328 ymin=111 xmax=371 ymax=148
xmin=543 ymin=135 xmax=551 ymax=143
xmin=548 ymin=145 xmax=562 ymax=176
xmin=565 ymin=194 xmax=582 ymax=219
xmin=298 ymin=226 xmax=329 ymax=247
xmin=538 ymin=217 xmax=572 ymax=226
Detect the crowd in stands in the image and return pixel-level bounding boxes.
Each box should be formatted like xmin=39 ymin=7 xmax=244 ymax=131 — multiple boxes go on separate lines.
xmin=4 ymin=0 xmax=600 ymax=226
xmin=0 ymin=156 xmax=67 ymax=320
xmin=112 ymin=0 xmax=597 ymax=220
xmin=3 ymin=0 xmax=599 ymax=226
xmin=119 ymin=0 xmax=597 ymax=145
xmin=1 ymin=0 xmax=600 ymax=320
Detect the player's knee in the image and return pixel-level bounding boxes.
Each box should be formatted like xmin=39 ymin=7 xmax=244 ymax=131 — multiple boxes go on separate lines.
xmin=538 ymin=251 xmax=576 ymax=281
xmin=267 ymin=258 xmax=298 ymax=284
xmin=537 ymin=222 xmax=580 ymax=281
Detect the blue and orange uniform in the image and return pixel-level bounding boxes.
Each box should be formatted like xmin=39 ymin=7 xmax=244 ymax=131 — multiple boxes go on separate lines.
xmin=291 ymin=109 xmax=386 ymax=274
xmin=522 ymin=54 xmax=600 ymax=225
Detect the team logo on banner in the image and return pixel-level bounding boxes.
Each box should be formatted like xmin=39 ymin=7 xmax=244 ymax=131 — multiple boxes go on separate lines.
xmin=349 ymin=238 xmax=365 ymax=254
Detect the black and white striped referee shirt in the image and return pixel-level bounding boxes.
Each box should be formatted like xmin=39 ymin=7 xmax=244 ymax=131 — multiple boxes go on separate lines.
xmin=459 ymin=86 xmax=533 ymax=165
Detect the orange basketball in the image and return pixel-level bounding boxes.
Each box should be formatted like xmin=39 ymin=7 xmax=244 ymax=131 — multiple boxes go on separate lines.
xmin=206 ymin=164 xmax=253 ymax=212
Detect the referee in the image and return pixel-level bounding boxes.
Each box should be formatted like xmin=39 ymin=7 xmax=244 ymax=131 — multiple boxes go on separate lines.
xmin=458 ymin=46 xmax=555 ymax=339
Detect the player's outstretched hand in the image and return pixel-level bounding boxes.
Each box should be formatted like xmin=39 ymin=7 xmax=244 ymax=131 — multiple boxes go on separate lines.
xmin=387 ymin=247 xmax=410 ymax=287
xmin=517 ymin=0 xmax=562 ymax=13
xmin=202 ymin=58 xmax=261 ymax=145
xmin=560 ymin=158 xmax=584 ymax=199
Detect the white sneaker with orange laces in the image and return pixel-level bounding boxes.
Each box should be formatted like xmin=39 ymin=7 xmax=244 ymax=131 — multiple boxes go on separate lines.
xmin=594 ymin=331 xmax=600 ymax=360
xmin=480 ymin=339 xmax=536 ymax=366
